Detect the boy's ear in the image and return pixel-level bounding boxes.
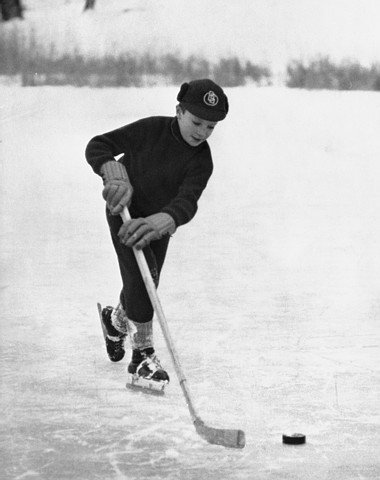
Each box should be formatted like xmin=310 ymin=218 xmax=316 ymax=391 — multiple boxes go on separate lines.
xmin=176 ymin=105 xmax=182 ymax=117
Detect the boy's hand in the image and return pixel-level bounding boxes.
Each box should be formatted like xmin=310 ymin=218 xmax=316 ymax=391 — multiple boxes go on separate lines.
xmin=100 ymin=161 xmax=133 ymax=215
xmin=102 ymin=180 xmax=133 ymax=215
xmin=118 ymin=213 xmax=176 ymax=250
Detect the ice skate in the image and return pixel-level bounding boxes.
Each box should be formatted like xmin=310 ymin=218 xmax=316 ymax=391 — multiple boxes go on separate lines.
xmin=97 ymin=303 xmax=127 ymax=362
xmin=126 ymin=347 xmax=169 ymax=394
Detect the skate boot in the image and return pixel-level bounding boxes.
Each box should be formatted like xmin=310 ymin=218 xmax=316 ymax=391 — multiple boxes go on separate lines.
xmin=127 ymin=347 xmax=169 ymax=394
xmin=99 ymin=305 xmax=127 ymax=362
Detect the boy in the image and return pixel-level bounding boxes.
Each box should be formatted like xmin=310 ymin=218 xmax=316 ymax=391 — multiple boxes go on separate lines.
xmin=85 ymin=79 xmax=228 ymax=385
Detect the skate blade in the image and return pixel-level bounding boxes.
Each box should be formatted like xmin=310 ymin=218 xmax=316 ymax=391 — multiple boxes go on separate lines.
xmin=126 ymin=374 xmax=167 ymax=396
xmin=97 ymin=302 xmax=108 ymax=340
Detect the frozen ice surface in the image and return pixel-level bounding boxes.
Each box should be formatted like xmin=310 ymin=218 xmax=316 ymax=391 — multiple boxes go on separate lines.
xmin=1 ymin=85 xmax=379 ymax=479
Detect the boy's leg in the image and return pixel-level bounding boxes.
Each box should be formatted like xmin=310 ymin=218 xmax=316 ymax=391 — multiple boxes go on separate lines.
xmin=106 ymin=210 xmax=170 ymax=381
xmin=107 ymin=211 xmax=170 ymax=320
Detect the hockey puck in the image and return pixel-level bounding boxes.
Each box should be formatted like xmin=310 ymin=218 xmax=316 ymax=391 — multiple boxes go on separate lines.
xmin=282 ymin=433 xmax=306 ymax=445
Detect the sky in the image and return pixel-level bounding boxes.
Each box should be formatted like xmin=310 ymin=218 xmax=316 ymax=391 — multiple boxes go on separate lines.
xmin=17 ymin=0 xmax=380 ymax=73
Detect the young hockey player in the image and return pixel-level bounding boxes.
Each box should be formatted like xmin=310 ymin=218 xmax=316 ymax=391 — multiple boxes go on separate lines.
xmin=86 ymin=79 xmax=229 ymax=389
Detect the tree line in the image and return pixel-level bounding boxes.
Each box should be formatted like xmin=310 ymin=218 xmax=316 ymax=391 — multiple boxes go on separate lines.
xmin=2 ymin=2 xmax=380 ymax=90
xmin=287 ymin=57 xmax=380 ymax=91
xmin=0 ymin=26 xmax=271 ymax=87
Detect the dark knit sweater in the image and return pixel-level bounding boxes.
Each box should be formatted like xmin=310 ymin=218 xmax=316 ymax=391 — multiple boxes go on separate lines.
xmin=85 ymin=116 xmax=213 ymax=227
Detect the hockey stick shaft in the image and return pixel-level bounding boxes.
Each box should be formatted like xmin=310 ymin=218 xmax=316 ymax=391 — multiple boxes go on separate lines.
xmin=121 ymin=207 xmax=245 ymax=449
xmin=121 ymin=208 xmax=198 ymax=419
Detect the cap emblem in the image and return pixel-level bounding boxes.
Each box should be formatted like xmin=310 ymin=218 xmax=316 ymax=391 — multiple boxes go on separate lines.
xmin=203 ymin=90 xmax=219 ymax=107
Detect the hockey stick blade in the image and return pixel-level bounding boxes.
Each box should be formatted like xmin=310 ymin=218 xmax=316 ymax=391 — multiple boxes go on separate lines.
xmin=194 ymin=418 xmax=246 ymax=449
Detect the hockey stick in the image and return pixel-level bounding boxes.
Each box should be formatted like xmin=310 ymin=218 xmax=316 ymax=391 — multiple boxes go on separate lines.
xmin=121 ymin=207 xmax=245 ymax=449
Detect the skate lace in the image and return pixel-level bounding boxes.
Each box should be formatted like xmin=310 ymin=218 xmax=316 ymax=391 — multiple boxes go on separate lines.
xmin=139 ymin=353 xmax=164 ymax=374
xmin=134 ymin=351 xmax=169 ymax=382
xmin=137 ymin=352 xmax=163 ymax=378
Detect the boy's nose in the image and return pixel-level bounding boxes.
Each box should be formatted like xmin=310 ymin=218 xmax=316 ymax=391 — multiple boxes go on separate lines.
xmin=197 ymin=125 xmax=207 ymax=137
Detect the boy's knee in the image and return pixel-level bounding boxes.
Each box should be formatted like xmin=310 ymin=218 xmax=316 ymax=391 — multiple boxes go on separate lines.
xmin=127 ymin=305 xmax=153 ymax=324
xmin=123 ymin=287 xmax=153 ymax=323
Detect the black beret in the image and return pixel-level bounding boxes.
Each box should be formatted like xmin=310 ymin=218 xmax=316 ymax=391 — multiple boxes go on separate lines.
xmin=177 ymin=79 xmax=228 ymax=121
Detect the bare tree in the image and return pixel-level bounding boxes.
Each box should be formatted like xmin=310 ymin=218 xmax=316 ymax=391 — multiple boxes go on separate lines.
xmin=83 ymin=0 xmax=96 ymax=11
xmin=0 ymin=0 xmax=23 ymax=21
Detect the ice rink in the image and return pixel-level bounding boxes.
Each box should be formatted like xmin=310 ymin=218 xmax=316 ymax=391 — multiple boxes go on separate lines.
xmin=1 ymin=85 xmax=379 ymax=479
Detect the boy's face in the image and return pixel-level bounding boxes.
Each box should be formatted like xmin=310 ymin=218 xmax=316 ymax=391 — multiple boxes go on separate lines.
xmin=176 ymin=107 xmax=218 ymax=147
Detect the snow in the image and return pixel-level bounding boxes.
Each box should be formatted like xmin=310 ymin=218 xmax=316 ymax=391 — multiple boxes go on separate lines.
xmin=1 ymin=84 xmax=380 ymax=479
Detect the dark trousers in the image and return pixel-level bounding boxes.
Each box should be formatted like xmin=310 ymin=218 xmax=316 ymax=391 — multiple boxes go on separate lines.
xmin=106 ymin=210 xmax=170 ymax=323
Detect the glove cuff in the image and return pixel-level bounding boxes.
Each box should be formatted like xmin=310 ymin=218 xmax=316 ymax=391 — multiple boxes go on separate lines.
xmin=147 ymin=213 xmax=176 ymax=237
xmin=100 ymin=161 xmax=129 ymax=183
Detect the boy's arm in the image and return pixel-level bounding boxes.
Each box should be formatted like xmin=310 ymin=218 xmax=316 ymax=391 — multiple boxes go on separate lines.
xmin=119 ymin=153 xmax=213 ymax=249
xmin=85 ymin=126 xmax=135 ymax=214
xmin=85 ymin=126 xmax=130 ymax=175
xmin=161 ymin=155 xmax=213 ymax=227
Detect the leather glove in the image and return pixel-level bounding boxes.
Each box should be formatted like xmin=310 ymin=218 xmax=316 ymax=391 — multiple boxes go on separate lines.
xmin=118 ymin=213 xmax=176 ymax=250
xmin=100 ymin=161 xmax=133 ymax=215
